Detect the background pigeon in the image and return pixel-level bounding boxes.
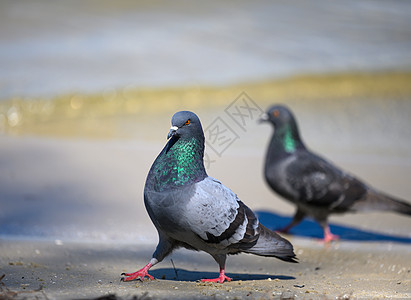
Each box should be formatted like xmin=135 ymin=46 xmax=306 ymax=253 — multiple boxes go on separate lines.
xmin=260 ymin=104 xmax=411 ymax=243
xmin=122 ymin=111 xmax=297 ymax=283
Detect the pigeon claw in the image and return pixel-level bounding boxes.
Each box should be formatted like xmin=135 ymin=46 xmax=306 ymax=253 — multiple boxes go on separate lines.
xmin=201 ymin=268 xmax=232 ymax=283
xmin=121 ymin=263 xmax=154 ymax=281
xmin=323 ymin=232 xmax=340 ymax=243
xmin=121 ymin=270 xmax=154 ymax=281
xmin=322 ymin=227 xmax=340 ymax=243
xmin=276 ymin=227 xmax=290 ymax=234
xmin=201 ymin=275 xmax=232 ymax=283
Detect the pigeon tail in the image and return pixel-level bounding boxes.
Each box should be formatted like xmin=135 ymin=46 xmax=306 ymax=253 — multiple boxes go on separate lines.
xmin=353 ymin=189 xmax=411 ymax=216
xmin=244 ymin=224 xmax=297 ymax=263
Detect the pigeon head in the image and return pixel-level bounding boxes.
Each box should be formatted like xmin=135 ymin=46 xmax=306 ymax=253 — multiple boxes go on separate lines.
xmin=260 ymin=105 xmax=304 ymax=153
xmin=168 ymin=111 xmax=204 ymax=141
xmin=145 ymin=110 xmax=207 ymax=192
xmin=259 ymin=105 xmax=296 ymax=129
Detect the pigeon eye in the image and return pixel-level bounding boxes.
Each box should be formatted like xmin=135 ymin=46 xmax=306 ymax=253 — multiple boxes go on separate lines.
xmin=185 ymin=119 xmax=191 ymax=125
xmin=272 ymin=110 xmax=280 ymax=117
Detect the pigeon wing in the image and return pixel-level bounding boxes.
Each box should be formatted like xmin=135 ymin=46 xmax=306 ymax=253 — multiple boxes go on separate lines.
xmin=185 ymin=177 xmax=259 ymax=248
xmin=286 ymin=151 xmax=367 ymax=209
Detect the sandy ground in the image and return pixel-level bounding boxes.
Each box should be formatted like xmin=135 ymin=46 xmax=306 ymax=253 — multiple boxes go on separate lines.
xmin=0 ymin=239 xmax=410 ymax=299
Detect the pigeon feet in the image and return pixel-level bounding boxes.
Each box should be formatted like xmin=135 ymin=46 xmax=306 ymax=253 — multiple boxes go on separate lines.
xmin=276 ymin=219 xmax=300 ymax=234
xmin=201 ymin=275 xmax=232 ymax=283
xmin=121 ymin=263 xmax=153 ymax=281
xmin=276 ymin=227 xmax=290 ymax=234
xmin=201 ymin=268 xmax=232 ymax=283
xmin=323 ymin=227 xmax=339 ymax=243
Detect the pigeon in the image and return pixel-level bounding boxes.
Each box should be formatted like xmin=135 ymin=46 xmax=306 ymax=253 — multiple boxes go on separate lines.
xmin=122 ymin=111 xmax=297 ymax=283
xmin=259 ymin=104 xmax=411 ymax=243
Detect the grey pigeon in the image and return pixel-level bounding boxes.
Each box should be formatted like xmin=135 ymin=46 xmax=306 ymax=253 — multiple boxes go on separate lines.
xmin=122 ymin=111 xmax=297 ymax=283
xmin=260 ymin=104 xmax=411 ymax=243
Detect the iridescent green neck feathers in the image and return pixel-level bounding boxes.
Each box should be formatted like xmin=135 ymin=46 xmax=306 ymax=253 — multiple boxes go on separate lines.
xmin=283 ymin=127 xmax=297 ymax=153
xmin=272 ymin=123 xmax=303 ymax=154
xmin=147 ymin=136 xmax=207 ymax=192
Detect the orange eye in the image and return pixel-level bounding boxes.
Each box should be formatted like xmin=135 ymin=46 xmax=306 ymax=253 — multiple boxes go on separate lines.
xmin=272 ymin=110 xmax=280 ymax=117
xmin=185 ymin=119 xmax=191 ymax=125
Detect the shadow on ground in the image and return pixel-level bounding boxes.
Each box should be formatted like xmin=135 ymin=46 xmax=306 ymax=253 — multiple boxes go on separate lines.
xmin=256 ymin=210 xmax=411 ymax=243
xmin=148 ymin=268 xmax=295 ymax=282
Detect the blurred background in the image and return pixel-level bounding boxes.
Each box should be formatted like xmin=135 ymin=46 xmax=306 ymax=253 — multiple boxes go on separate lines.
xmin=1 ymin=0 xmax=411 ymax=243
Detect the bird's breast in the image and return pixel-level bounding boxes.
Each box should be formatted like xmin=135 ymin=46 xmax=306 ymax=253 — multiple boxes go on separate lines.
xmin=265 ymin=156 xmax=300 ymax=202
xmin=144 ymin=186 xmax=194 ymax=232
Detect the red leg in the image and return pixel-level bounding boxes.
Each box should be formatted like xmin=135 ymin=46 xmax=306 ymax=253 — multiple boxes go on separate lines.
xmin=122 ymin=263 xmax=154 ymax=281
xmin=323 ymin=225 xmax=339 ymax=243
xmin=201 ymin=267 xmax=232 ymax=283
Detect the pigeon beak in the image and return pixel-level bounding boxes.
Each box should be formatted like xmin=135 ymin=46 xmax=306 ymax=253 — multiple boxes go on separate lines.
xmin=167 ymin=126 xmax=179 ymax=139
xmin=258 ymin=113 xmax=269 ymax=123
